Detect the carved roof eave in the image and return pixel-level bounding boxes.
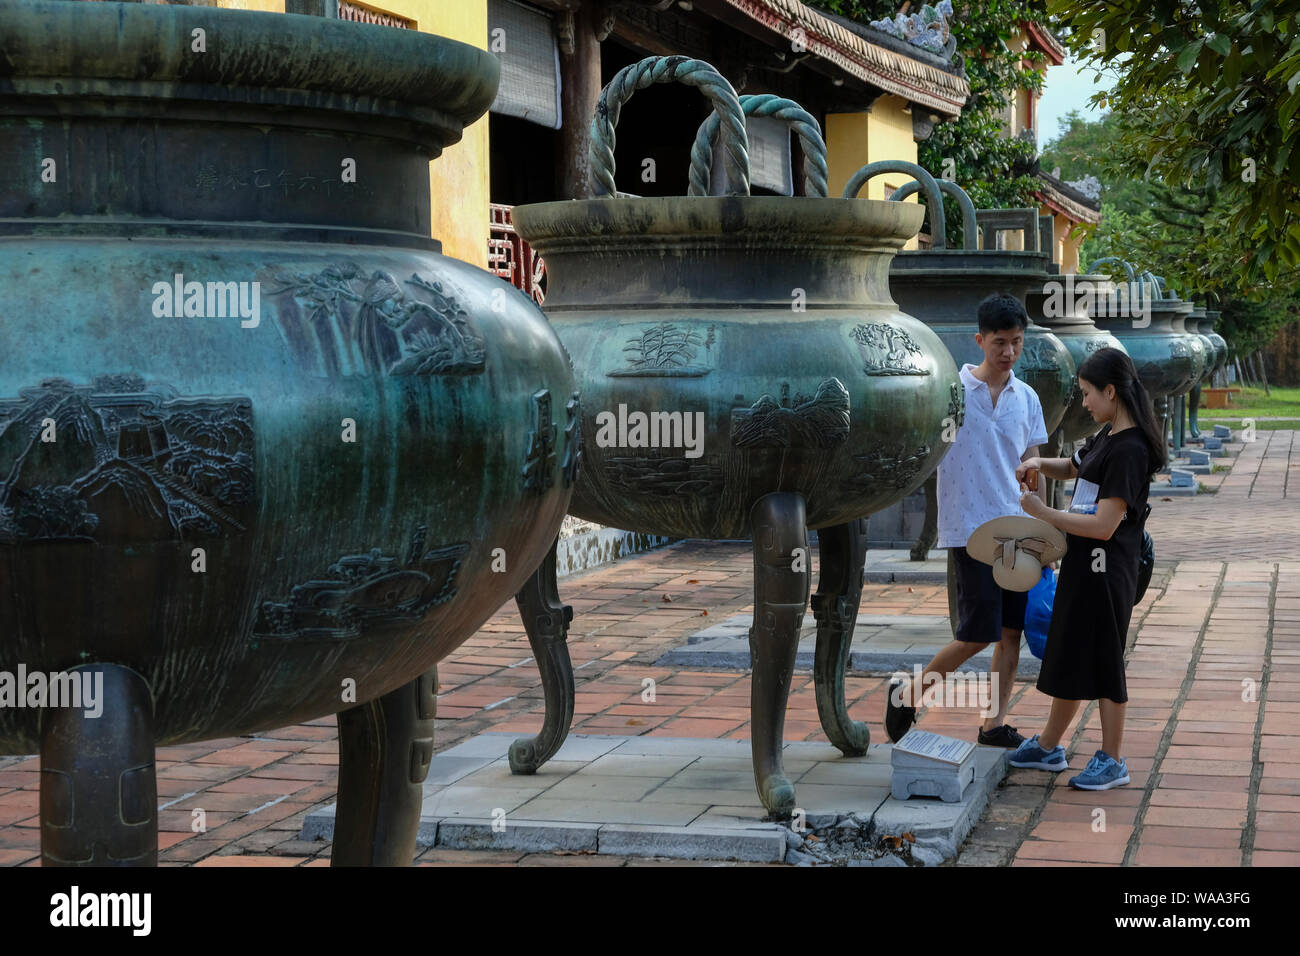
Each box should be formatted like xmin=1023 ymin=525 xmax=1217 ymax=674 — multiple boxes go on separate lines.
xmin=704 ymin=0 xmax=969 ymax=118
xmin=1036 ymin=173 xmax=1101 ymax=225
xmin=1022 ymin=20 xmax=1066 ymax=65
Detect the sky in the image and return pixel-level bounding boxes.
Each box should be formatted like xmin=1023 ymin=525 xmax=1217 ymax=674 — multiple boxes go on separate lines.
xmin=1036 ymin=54 xmax=1110 ymax=153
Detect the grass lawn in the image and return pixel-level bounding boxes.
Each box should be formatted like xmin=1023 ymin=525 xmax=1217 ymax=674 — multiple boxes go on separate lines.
xmin=1199 ymin=385 xmax=1300 ymax=429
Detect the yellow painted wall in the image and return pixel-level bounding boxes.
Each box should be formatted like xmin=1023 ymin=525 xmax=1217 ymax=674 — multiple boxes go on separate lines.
xmin=383 ymin=0 xmax=490 ymax=268
xmin=826 ymin=95 xmax=922 ymax=249
xmin=217 ymin=0 xmax=285 ymax=10
xmin=214 ymin=0 xmax=490 ymax=268
xmin=1036 ymin=207 xmax=1091 ymax=273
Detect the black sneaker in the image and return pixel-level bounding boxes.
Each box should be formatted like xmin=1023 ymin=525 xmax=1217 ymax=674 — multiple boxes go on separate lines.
xmin=885 ymin=677 xmax=917 ymax=743
xmin=978 ymin=724 xmax=1026 ymax=748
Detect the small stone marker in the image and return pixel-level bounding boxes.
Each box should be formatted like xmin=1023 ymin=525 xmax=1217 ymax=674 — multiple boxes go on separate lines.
xmin=1187 ymin=450 xmax=1211 ymax=466
xmin=1169 ymin=469 xmax=1196 ymax=487
xmin=1213 ymin=425 xmax=1232 ymax=439
xmin=1203 ymin=437 xmax=1223 ymax=450
xmin=890 ymin=729 xmax=976 ymax=803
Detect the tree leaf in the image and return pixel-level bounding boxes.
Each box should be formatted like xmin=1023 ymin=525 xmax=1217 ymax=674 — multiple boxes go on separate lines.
xmin=1207 ymin=33 xmax=1232 ymax=57
xmin=1177 ymin=38 xmax=1205 ymax=74
xmin=1281 ymin=93 xmax=1300 ymax=130
xmin=1224 ymin=46 xmax=1244 ymax=87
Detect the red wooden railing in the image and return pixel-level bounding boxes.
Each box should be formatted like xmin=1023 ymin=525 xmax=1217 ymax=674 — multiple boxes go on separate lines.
xmin=489 ymin=203 xmax=546 ymax=305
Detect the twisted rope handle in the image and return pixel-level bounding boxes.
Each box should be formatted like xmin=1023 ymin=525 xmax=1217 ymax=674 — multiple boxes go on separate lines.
xmin=887 ymin=179 xmax=978 ymax=250
xmin=686 ymin=94 xmax=828 ymax=197
xmin=590 ymin=55 xmax=749 ymax=198
xmin=842 ymin=160 xmax=947 ymax=249
xmin=1091 ymin=257 xmax=1159 ymax=302
xmin=1141 ymin=270 xmax=1168 ymax=299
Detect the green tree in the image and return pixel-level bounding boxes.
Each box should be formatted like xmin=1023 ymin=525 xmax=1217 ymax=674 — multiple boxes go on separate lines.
xmin=1038 ymin=109 xmax=1146 ymax=212
xmin=1042 ymin=109 xmax=1300 ymax=355
xmin=1050 ymin=0 xmax=1300 ymax=281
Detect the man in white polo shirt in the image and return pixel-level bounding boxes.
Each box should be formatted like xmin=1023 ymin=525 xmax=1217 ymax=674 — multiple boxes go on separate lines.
xmin=885 ymin=292 xmax=1049 ymax=747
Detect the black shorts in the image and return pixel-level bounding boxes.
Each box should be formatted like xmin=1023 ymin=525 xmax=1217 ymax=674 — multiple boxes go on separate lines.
xmin=950 ymin=546 xmax=1028 ymax=644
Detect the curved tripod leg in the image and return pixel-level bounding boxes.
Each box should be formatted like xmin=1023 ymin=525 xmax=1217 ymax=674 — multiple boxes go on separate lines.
xmin=1156 ymin=396 xmax=1170 ymax=456
xmin=40 ymin=663 xmax=156 ymax=866
xmin=509 ymin=537 xmax=574 ymax=774
xmin=909 ymin=471 xmax=938 ymax=561
xmin=748 ymin=492 xmax=809 ymax=819
xmin=331 ymin=667 xmax=437 ymax=866
xmin=1189 ymin=385 xmax=1202 ymax=439
xmin=811 ymin=518 xmax=871 ymax=756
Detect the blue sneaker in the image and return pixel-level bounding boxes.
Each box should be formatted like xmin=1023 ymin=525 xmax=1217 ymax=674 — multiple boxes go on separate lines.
xmin=1008 ymin=734 xmax=1068 ymax=771
xmin=1069 ymin=750 xmax=1130 ymax=790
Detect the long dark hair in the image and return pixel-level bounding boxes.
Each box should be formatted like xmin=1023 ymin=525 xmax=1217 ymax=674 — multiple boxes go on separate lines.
xmin=1077 ymin=347 xmax=1167 ymax=476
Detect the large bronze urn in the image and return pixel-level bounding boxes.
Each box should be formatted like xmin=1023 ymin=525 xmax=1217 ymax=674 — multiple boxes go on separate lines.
xmin=1200 ymin=310 xmax=1229 ymax=381
xmin=1088 ymin=260 xmax=1198 ymax=445
xmin=513 ymin=59 xmax=958 ymax=816
xmin=0 ymin=0 xmax=576 ymax=866
xmin=860 ymin=170 xmax=1075 ymax=558
xmin=1188 ymin=308 xmax=1229 ymax=440
xmin=1027 ymin=272 xmax=1129 ymax=444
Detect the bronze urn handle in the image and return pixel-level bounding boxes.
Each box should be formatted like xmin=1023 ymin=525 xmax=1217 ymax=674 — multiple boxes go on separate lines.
xmin=842 ymin=160 xmax=948 ymax=249
xmin=589 ymin=54 xmax=750 ymax=198
xmin=686 ymin=93 xmax=829 ymax=198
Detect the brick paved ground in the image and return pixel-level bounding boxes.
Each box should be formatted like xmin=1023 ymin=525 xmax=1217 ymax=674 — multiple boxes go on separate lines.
xmin=0 ymin=433 xmax=1293 ymax=866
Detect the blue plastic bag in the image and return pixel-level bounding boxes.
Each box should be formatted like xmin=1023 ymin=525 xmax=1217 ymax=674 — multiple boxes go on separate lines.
xmin=1023 ymin=566 xmax=1057 ymax=660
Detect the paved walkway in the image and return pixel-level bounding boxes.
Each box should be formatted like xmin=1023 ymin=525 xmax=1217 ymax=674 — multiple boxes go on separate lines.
xmin=0 ymin=433 xmax=1294 ymax=866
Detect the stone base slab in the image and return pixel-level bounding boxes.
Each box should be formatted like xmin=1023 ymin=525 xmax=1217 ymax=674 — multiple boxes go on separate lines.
xmin=301 ymin=733 xmax=1011 ymax=865
xmin=658 ymin=612 xmax=1041 ymax=678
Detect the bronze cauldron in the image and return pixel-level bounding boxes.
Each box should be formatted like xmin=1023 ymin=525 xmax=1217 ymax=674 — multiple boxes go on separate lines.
xmin=0 ymin=0 xmax=575 ymax=866
xmin=513 ymin=59 xmax=959 ymax=816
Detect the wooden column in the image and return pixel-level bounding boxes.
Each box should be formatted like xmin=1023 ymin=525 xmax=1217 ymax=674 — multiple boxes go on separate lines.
xmin=557 ymin=2 xmax=608 ymax=199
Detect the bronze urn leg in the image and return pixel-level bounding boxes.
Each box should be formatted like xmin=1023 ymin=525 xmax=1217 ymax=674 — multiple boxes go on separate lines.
xmin=40 ymin=663 xmax=157 ymax=866
xmin=748 ymin=492 xmax=810 ymax=818
xmin=509 ymin=537 xmax=575 ymax=774
xmin=331 ymin=667 xmax=437 ymax=866
xmin=1189 ymin=385 xmax=1202 ymax=439
xmin=910 ymin=471 xmax=938 ymax=561
xmin=811 ymin=518 xmax=871 ymax=756
xmin=1156 ymin=396 xmax=1170 ymax=452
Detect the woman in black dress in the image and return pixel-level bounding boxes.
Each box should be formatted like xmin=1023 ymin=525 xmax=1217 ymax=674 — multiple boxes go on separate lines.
xmin=1007 ymin=348 xmax=1166 ymax=790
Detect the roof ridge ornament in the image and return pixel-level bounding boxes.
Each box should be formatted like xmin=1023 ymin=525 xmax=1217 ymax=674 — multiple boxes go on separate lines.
xmin=869 ymin=0 xmax=957 ymax=60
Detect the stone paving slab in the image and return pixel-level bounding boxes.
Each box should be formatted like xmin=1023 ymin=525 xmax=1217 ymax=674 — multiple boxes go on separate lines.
xmin=864 ymin=549 xmax=949 ymax=583
xmin=659 ymin=612 xmax=1042 ymax=677
xmin=1149 ymin=479 xmax=1200 ymax=496
xmin=301 ymin=732 xmax=1010 ymax=864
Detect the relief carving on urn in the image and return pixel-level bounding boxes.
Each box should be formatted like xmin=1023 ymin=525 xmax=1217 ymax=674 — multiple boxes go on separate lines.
xmin=270 ymin=265 xmax=486 ymax=377
xmin=730 ymin=379 xmax=851 ymax=448
xmin=852 ymin=323 xmax=931 ymax=376
xmin=0 ymin=376 xmax=253 ymax=542
xmin=253 ymin=525 xmax=469 ymax=643
xmin=608 ymin=322 xmax=715 ymax=377
xmin=842 ymin=442 xmax=933 ymax=493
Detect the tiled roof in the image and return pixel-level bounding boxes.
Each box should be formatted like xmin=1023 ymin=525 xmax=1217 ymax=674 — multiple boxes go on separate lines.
xmin=1036 ymin=169 xmax=1102 ymax=224
xmin=1022 ymin=20 xmax=1066 ymax=65
xmin=705 ymin=0 xmax=970 ymax=117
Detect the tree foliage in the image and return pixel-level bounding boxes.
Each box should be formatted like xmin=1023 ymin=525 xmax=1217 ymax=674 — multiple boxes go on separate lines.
xmin=1050 ymin=0 xmax=1300 ymax=282
xmin=1040 ymin=109 xmax=1300 ymax=354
